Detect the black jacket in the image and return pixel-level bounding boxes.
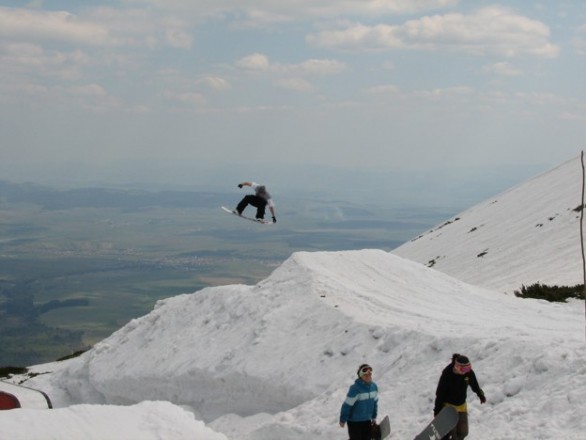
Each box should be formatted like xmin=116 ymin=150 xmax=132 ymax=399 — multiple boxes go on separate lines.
xmin=434 ymin=363 xmax=484 ymax=415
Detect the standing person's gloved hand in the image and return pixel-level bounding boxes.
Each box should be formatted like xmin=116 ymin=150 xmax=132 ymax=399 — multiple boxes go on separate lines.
xmin=238 ymin=183 xmax=243 ymax=188
xmin=272 ymin=216 xmax=277 ymax=223
xmin=479 ymin=394 xmax=486 ymax=404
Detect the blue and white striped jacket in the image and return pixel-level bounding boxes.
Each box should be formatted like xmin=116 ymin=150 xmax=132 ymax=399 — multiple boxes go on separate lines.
xmin=340 ymin=378 xmax=379 ymax=423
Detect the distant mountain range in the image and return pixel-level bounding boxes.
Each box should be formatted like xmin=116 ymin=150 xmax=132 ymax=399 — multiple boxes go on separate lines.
xmin=0 ymin=180 xmax=226 ymax=211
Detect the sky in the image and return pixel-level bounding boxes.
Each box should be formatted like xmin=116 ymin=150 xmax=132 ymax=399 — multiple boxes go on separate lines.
xmin=1 ymin=1 xmax=586 ymax=196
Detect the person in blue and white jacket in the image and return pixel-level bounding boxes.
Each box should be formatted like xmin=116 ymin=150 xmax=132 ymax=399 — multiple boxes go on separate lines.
xmin=339 ymin=363 xmax=379 ymax=440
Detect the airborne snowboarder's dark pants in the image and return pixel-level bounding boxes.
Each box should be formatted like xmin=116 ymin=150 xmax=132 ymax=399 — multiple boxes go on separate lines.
xmin=236 ymin=195 xmax=267 ymax=219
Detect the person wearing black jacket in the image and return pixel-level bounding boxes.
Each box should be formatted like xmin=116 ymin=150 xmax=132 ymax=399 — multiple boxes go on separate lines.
xmin=434 ymin=354 xmax=486 ymax=440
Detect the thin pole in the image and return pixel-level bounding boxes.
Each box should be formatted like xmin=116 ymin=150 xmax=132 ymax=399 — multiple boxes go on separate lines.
xmin=580 ymin=150 xmax=586 ymax=338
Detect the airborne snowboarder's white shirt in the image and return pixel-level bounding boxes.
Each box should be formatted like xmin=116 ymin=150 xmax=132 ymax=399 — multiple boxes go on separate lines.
xmin=250 ymin=182 xmax=275 ymax=208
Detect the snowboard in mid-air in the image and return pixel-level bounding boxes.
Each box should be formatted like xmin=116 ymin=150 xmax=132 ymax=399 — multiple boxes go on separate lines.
xmin=413 ymin=406 xmax=458 ymax=440
xmin=221 ymin=206 xmax=272 ymax=225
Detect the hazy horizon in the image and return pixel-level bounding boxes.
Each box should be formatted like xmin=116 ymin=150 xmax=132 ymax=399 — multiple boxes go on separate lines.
xmin=0 ymin=160 xmax=550 ymax=214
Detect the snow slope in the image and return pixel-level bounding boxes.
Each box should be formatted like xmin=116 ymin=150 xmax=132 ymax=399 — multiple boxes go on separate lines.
xmin=10 ymin=250 xmax=586 ymax=440
xmin=0 ymin=400 xmax=227 ymax=440
xmin=3 ymin=156 xmax=586 ymax=439
xmin=394 ymin=155 xmax=585 ymax=293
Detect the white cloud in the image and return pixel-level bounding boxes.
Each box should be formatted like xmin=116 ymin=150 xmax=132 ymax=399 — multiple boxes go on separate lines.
xmin=307 ymin=23 xmax=403 ymax=52
xmin=164 ymin=29 xmax=193 ymax=49
xmin=236 ymin=52 xmax=271 ymax=70
xmin=2 ymin=41 xmax=43 ymax=59
xmin=276 ymin=77 xmax=315 ymax=93
xmin=236 ymin=53 xmax=345 ymax=76
xmin=413 ymin=85 xmax=474 ymax=100
xmin=308 ymin=6 xmax=560 ymax=58
xmin=366 ymin=84 xmax=401 ymax=95
xmin=294 ymin=58 xmax=346 ymax=75
xmin=236 ymin=9 xmax=295 ymax=28
xmin=196 ymin=76 xmax=231 ymax=91
xmin=86 ymin=7 xmax=195 ymax=50
xmin=67 ymin=84 xmax=108 ymax=97
xmin=125 ymin=0 xmax=458 ymax=20
xmin=63 ymin=85 xmax=126 ymax=112
xmin=0 ymin=6 xmax=195 ymax=50
xmin=0 ymin=42 xmax=91 ymax=81
xmin=0 ymin=7 xmax=113 ymax=46
xmin=484 ymin=61 xmax=523 ymax=76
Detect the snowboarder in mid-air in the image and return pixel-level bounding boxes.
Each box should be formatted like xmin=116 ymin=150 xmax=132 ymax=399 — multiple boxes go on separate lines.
xmin=434 ymin=354 xmax=486 ymax=440
xmin=234 ymin=181 xmax=276 ymax=223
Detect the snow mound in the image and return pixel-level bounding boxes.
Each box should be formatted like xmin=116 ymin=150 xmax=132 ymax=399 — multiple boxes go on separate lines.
xmin=0 ymin=400 xmax=227 ymax=440
xmin=23 ymin=249 xmax=586 ymax=439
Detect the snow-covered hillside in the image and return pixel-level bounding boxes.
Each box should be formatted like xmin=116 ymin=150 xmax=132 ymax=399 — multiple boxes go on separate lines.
xmin=394 ymin=155 xmax=585 ymax=293
xmin=2 ymin=157 xmax=586 ymax=439
xmin=4 ymin=250 xmax=584 ymax=439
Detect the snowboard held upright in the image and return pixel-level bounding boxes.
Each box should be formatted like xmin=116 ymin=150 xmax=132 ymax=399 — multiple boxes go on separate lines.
xmin=413 ymin=406 xmax=458 ymax=440
xmin=378 ymin=415 xmax=391 ymax=439
xmin=369 ymin=415 xmax=391 ymax=440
